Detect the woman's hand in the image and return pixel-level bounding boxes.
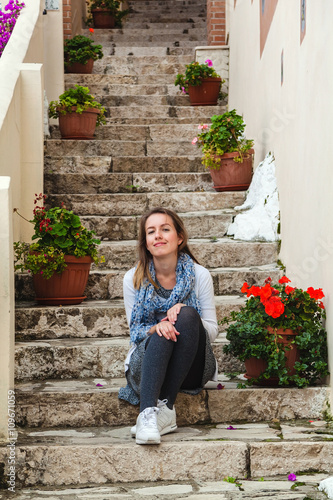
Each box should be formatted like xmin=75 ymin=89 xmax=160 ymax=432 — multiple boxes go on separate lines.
xmin=165 ymin=303 xmax=186 ymax=325
xmin=155 ymin=320 xmax=179 ymax=342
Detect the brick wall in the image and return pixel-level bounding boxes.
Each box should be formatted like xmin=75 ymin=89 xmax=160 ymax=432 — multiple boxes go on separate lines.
xmin=63 ymin=0 xmax=73 ymax=39
xmin=207 ymin=0 xmax=226 ymax=46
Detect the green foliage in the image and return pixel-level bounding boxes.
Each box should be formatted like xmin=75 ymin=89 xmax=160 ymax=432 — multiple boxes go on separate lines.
xmin=194 ymin=110 xmax=254 ymax=169
xmin=86 ymin=0 xmax=129 ymax=27
xmin=174 ymin=60 xmax=224 ymax=95
xmin=223 ymin=476 xmax=243 ymax=488
xmin=14 ymin=194 xmax=104 ymax=279
xmin=48 ymin=85 xmax=106 ymax=127
xmin=222 ymin=277 xmax=329 ymax=388
xmin=64 ymin=35 xmax=103 ymax=67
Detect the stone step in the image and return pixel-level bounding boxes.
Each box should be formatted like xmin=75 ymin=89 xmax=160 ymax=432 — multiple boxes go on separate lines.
xmin=16 ymin=264 xmax=281 ymax=302
xmin=8 ymin=474 xmax=333 ymax=500
xmin=103 ymin=104 xmax=226 ymax=122
xmin=93 ymin=57 xmax=193 ymax=75
xmin=127 ymin=1 xmax=206 ymax=12
xmin=100 ymin=46 xmax=197 ymax=57
xmin=13 ymin=376 xmax=330 ymax=428
xmin=87 ymin=21 xmax=206 ymax=31
xmin=44 ymin=155 xmax=204 ymax=174
xmin=124 ymin=14 xmax=206 ymax=23
xmin=64 ymin=82 xmax=184 ymax=96
xmin=15 ymin=334 xmax=241 ymax=382
xmin=91 ymin=27 xmax=206 ymax=37
xmin=44 ymin=172 xmax=213 ymax=195
xmin=63 ymin=73 xmax=177 ymax=85
xmin=50 ymin=123 xmax=205 ymax=142
xmin=45 ymin=192 xmax=246 ymax=216
xmin=14 ymin=296 xmax=245 ymax=340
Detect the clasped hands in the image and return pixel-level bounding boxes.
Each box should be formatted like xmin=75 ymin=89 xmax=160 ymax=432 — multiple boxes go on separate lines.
xmin=155 ymin=303 xmax=185 ymax=342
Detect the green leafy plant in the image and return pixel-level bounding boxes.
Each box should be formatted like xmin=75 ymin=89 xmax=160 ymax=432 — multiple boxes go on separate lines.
xmin=174 ymin=59 xmax=225 ymax=95
xmin=14 ymin=193 xmax=104 ymax=279
xmin=222 ymin=276 xmax=329 ymax=388
xmin=86 ymin=0 xmax=129 ymax=27
xmin=64 ymin=32 xmax=103 ymax=67
xmin=48 ymin=85 xmax=106 ymax=127
xmin=192 ymin=110 xmax=254 ymax=169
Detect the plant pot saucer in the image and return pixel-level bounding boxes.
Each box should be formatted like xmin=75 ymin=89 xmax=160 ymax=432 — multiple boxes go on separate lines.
xmin=212 ymin=183 xmax=250 ymax=192
xmin=35 ymin=296 xmax=87 ymax=306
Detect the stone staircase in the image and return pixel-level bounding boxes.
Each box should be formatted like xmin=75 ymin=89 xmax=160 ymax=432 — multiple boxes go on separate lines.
xmin=3 ymin=0 xmax=331 ymax=493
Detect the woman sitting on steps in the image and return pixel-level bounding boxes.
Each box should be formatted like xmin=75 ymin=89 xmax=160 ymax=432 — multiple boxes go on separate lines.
xmin=118 ymin=207 xmax=218 ymax=445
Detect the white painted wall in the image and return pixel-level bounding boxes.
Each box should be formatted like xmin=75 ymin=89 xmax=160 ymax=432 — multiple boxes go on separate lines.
xmin=228 ymin=0 xmax=333 ymax=400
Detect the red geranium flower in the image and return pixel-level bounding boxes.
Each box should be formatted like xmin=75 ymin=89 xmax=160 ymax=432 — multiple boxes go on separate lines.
xmin=264 ymin=296 xmax=285 ymax=318
xmin=279 ymin=276 xmax=291 ymax=284
xmin=241 ymin=282 xmax=249 ymax=293
xmin=307 ymin=287 xmax=325 ymax=300
xmin=285 ymin=286 xmax=296 ymax=295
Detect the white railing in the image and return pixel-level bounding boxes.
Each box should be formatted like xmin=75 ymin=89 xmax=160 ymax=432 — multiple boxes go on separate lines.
xmin=0 ymin=0 xmax=64 ymax=441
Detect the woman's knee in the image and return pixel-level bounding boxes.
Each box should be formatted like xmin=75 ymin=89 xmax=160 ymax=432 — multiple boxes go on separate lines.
xmin=175 ymin=306 xmax=202 ymax=330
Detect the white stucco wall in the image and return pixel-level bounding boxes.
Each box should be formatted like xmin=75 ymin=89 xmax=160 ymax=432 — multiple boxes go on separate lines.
xmin=228 ymin=0 xmax=333 ymax=399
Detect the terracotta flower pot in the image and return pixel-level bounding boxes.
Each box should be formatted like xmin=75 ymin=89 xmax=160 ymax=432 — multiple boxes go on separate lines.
xmin=92 ymin=9 xmax=116 ymax=28
xmin=33 ymin=255 xmax=93 ymax=306
xmin=208 ymin=150 xmax=254 ymax=192
xmin=58 ymin=107 xmax=100 ymax=140
xmin=65 ymin=58 xmax=94 ymax=74
xmin=188 ymin=77 xmax=221 ymax=106
xmin=244 ymin=327 xmax=300 ymax=386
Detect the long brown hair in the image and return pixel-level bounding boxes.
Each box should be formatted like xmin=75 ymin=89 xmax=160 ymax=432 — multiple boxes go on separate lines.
xmin=133 ymin=207 xmax=199 ymax=289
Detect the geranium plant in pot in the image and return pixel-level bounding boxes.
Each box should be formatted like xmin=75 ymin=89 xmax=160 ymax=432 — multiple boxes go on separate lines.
xmin=221 ymin=276 xmax=329 ymax=388
xmin=174 ymin=59 xmax=225 ymax=106
xmin=64 ymin=31 xmax=103 ymax=74
xmin=87 ymin=0 xmax=128 ymax=29
xmin=48 ymin=85 xmax=106 ymax=140
xmin=14 ymin=193 xmax=104 ymax=305
xmin=192 ymin=109 xmax=254 ymax=191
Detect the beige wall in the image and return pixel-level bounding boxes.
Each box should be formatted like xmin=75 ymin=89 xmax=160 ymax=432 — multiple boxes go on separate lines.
xmin=228 ymin=0 xmax=333 ymax=399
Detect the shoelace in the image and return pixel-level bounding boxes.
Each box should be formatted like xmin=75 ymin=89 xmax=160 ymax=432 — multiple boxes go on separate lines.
xmin=142 ymin=407 xmax=159 ymax=426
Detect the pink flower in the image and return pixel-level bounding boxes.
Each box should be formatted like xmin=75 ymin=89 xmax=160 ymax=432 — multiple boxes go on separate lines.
xmin=198 ymin=124 xmax=208 ymax=130
xmin=226 ymin=425 xmax=236 ymax=430
xmin=205 ymin=59 xmax=213 ymax=67
xmin=288 ymin=473 xmax=297 ymax=482
xmin=192 ymin=137 xmax=198 ymax=145
xmin=181 ymin=86 xmax=186 ymax=94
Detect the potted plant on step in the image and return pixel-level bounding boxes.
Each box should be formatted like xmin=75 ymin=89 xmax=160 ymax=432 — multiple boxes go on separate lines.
xmin=221 ymin=276 xmax=329 ymax=388
xmin=14 ymin=193 xmax=104 ymax=305
xmin=192 ymin=109 xmax=254 ymax=191
xmin=174 ymin=59 xmax=224 ymax=106
xmin=48 ymin=85 xmax=106 ymax=140
xmin=87 ymin=0 xmax=128 ymax=29
xmin=64 ymin=31 xmax=103 ymax=74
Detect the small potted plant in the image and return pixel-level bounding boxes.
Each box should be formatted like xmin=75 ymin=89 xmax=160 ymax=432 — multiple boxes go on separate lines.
xmin=48 ymin=85 xmax=106 ymax=140
xmin=221 ymin=276 xmax=329 ymax=388
xmin=87 ymin=0 xmax=128 ymax=29
xmin=14 ymin=193 xmax=104 ymax=305
xmin=174 ymin=59 xmax=224 ymax=106
xmin=64 ymin=30 xmax=103 ymax=74
xmin=192 ymin=109 xmax=254 ymax=191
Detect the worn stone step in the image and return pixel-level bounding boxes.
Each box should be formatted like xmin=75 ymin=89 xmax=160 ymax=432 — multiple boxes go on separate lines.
xmin=44 ymin=155 xmax=204 ymax=174
xmin=93 ymin=57 xmax=193 ymax=75
xmin=63 ymin=83 xmax=183 ymax=97
xmin=103 ymin=104 xmax=226 ymax=123
xmin=124 ymin=14 xmax=206 ymax=23
xmin=14 ymin=296 xmax=245 ymax=340
xmin=15 ymin=333 xmax=239 ymax=382
xmin=7 ymin=474 xmax=333 ymax=500
xmin=92 ymin=46 xmax=197 ymax=57
xmin=13 ymin=376 xmax=330 ymax=429
xmin=16 ymin=264 xmax=281 ymax=302
xmin=91 ymin=27 xmax=206 ymax=37
xmin=50 ymin=123 xmax=205 ymax=143
xmin=86 ymin=21 xmax=206 ymax=31
xmin=45 ymin=192 xmax=246 ymax=216
xmin=63 ymin=73 xmax=177 ymax=85
xmin=79 ymin=208 xmax=233 ymax=239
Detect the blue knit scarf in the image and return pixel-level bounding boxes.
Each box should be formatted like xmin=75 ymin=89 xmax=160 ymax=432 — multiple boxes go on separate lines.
xmin=129 ymin=252 xmax=201 ymax=345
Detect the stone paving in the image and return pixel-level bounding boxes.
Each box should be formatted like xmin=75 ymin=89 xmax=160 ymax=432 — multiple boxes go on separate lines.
xmin=0 ymin=475 xmax=331 ymax=499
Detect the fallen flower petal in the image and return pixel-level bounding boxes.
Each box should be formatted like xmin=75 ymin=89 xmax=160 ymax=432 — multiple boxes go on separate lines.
xmin=217 ymin=383 xmax=224 ymax=390
xmin=96 ymin=383 xmax=103 ymax=387
xmin=288 ymin=473 xmax=297 ymax=482
xmin=226 ymin=425 xmax=236 ymax=430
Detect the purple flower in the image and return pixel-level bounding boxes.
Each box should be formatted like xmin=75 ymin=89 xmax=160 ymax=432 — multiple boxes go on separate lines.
xmin=288 ymin=473 xmax=297 ymax=482
xmin=96 ymin=383 xmax=103 ymax=387
xmin=217 ymin=383 xmax=224 ymax=390
xmin=227 ymin=425 xmax=236 ymax=430
xmin=205 ymin=59 xmax=213 ymax=67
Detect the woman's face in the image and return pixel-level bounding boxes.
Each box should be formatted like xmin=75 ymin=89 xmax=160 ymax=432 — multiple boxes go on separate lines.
xmin=145 ymin=213 xmax=183 ymax=259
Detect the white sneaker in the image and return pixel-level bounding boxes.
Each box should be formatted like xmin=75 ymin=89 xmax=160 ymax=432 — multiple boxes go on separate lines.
xmin=135 ymin=407 xmax=161 ymax=445
xmin=132 ymin=400 xmax=177 ymax=438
